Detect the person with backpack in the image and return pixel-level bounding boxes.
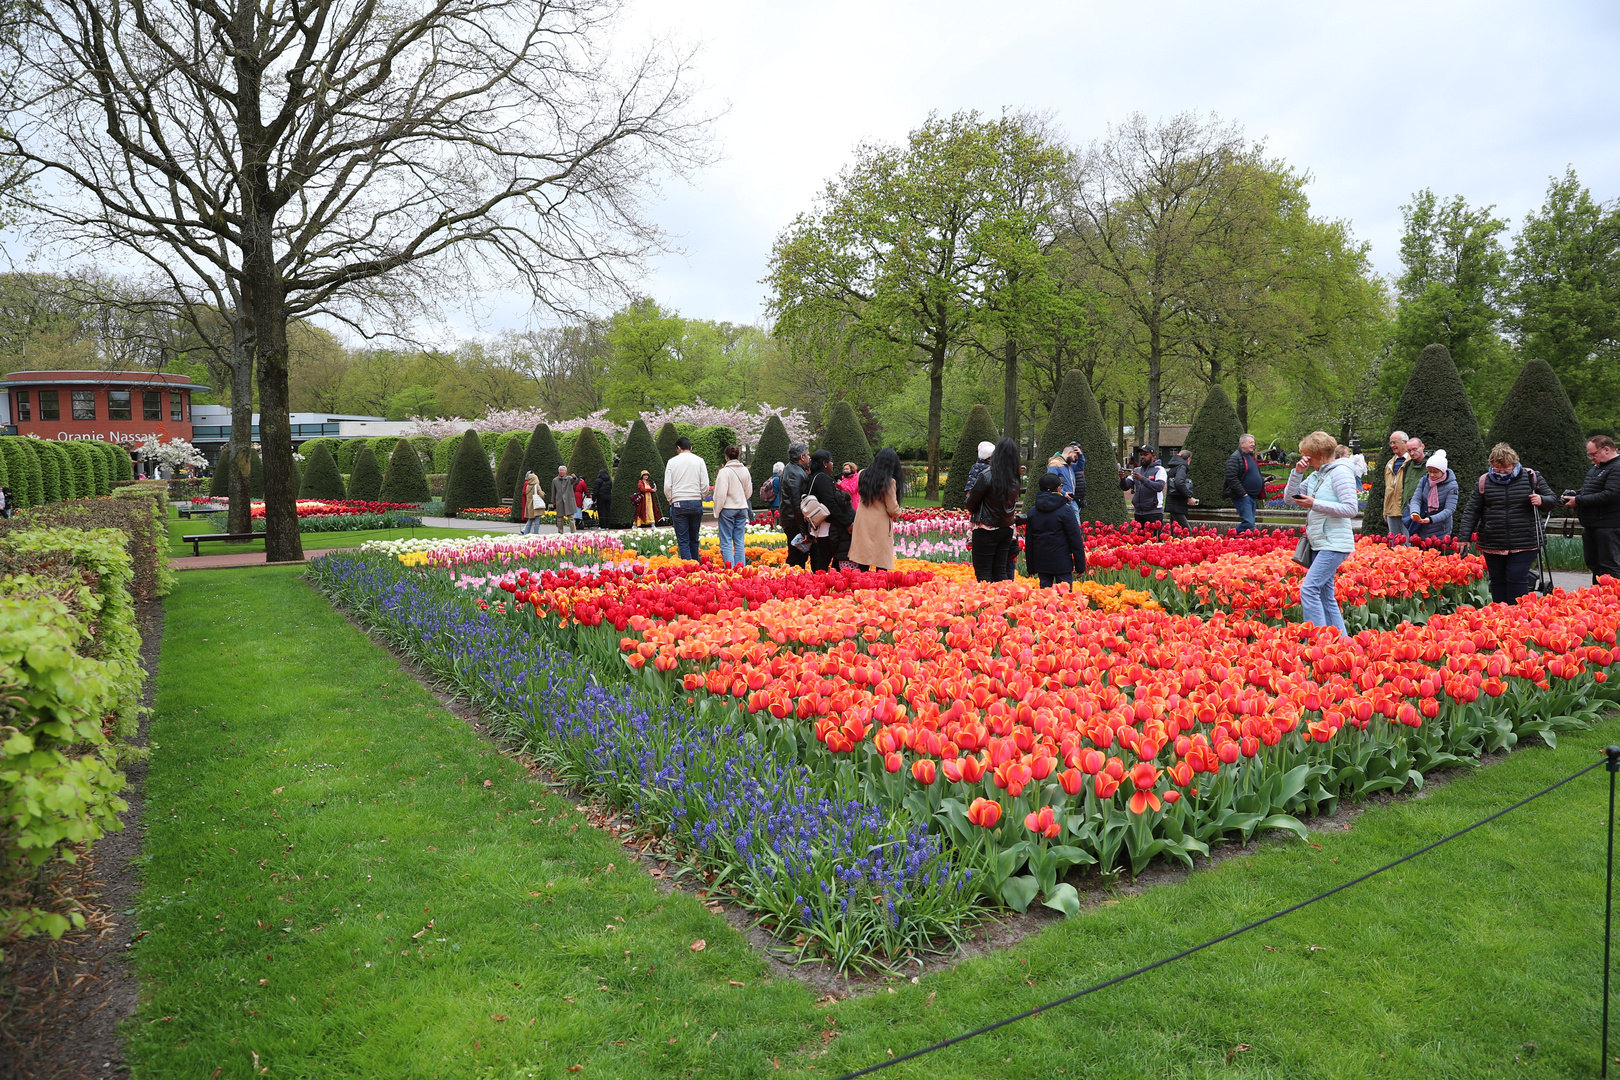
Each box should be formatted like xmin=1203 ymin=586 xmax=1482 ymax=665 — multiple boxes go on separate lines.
xmin=964 ymin=438 xmax=1023 ymax=582
xmin=805 ymin=450 xmax=855 ymax=571
xmin=760 ymin=462 xmax=784 ymax=513
xmin=1164 ymin=448 xmax=1197 ymax=531
xmin=1406 ymin=450 xmax=1459 ymax=539
xmin=1458 ymin=442 xmax=1557 ymax=603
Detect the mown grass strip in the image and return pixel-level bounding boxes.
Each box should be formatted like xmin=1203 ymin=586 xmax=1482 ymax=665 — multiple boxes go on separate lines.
xmin=134 ymin=565 xmax=1615 ymax=1078
xmin=164 ymin=517 xmax=478 ymax=559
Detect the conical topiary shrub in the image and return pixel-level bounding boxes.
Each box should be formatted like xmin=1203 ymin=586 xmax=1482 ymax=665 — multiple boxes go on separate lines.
xmin=655 ymin=422 xmax=681 ymax=463
xmin=1364 ymin=343 xmax=1488 ymax=537
xmin=443 ymin=429 xmax=500 ymax=517
xmin=494 ymin=437 xmax=526 ymax=508
xmin=821 ymin=400 xmax=873 ymax=472
xmin=749 ymin=415 xmax=791 ymax=505
xmin=1184 ymin=384 xmax=1244 ymax=514
xmin=347 ymin=442 xmax=384 ymax=501
xmin=35 ymin=439 xmax=62 ymax=503
xmin=378 ymin=435 xmax=432 ymax=504
xmin=210 ymin=445 xmax=233 ymax=497
xmin=332 ymin=439 xmax=361 ymax=474
xmin=249 ymin=447 xmax=266 ymax=498
xmin=607 ymin=419 xmax=666 ymax=528
xmin=299 ymin=441 xmax=347 ymax=499
xmin=513 ymin=423 xmax=565 ymax=521
xmin=942 ymin=404 xmax=1000 ymax=511
xmin=1485 ymin=357 xmax=1590 ymax=501
xmin=568 ymin=428 xmax=610 ymax=490
xmin=0 ymin=438 xmax=32 ymax=507
xmin=1037 ymin=370 xmax=1125 ymax=525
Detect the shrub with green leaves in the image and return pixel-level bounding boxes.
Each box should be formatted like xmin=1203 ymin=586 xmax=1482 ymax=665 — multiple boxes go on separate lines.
xmin=379 ymin=437 xmax=432 ymax=504
xmin=346 ymin=443 xmax=384 ymax=501
xmin=514 ymin=424 xmax=564 ymax=521
xmin=942 ymin=405 xmax=999 ymax=511
xmin=249 ymin=447 xmax=266 ymax=498
xmin=820 ymin=401 xmax=872 ymax=471
xmin=494 ymin=438 xmax=526 ymax=506
xmin=1485 ymin=358 xmax=1590 ymax=500
xmin=1184 ymin=384 xmax=1244 ymax=511
xmin=209 ymin=445 xmax=233 ymax=497
xmin=369 ymin=436 xmax=402 ymax=462
xmin=442 ymin=430 xmax=499 ymax=517
xmin=750 ymin=415 xmax=791 ymax=506
xmin=33 ymin=440 xmax=62 ymax=504
xmin=1038 ymin=370 xmax=1125 ymax=524
xmin=298 ymin=441 xmax=348 ymax=499
xmin=1364 ymin=343 xmax=1488 ymax=536
xmin=298 ymin=438 xmax=340 ymax=472
xmin=408 ymin=436 xmax=438 ymax=472
xmin=608 ymin=419 xmax=666 ymax=527
xmin=88 ymin=441 xmax=113 ymax=495
xmin=655 ymin=422 xmax=680 ymax=463
xmin=332 ymin=439 xmax=362 ymax=473
xmin=108 ymin=441 xmax=133 ymax=483
xmin=568 ymin=428 xmax=610 ymax=487
xmin=0 ymin=439 xmax=36 ymax=508
xmin=433 ymin=434 xmax=462 ymax=474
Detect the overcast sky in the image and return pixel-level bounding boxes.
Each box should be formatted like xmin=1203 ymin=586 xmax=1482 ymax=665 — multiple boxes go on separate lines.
xmin=548 ymin=0 xmax=1620 ymax=332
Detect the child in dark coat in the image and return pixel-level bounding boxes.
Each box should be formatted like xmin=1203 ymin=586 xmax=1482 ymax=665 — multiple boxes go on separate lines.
xmin=1024 ymin=472 xmax=1087 ymax=587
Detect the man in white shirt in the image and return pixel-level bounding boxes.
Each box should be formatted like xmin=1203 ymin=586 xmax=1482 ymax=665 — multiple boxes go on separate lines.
xmin=662 ymin=436 xmax=711 ymax=561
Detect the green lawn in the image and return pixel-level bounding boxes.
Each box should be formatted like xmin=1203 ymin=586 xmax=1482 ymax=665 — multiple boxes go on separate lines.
xmin=132 ymin=566 xmax=1618 ymax=1078
xmin=164 ymin=518 xmax=486 ymax=558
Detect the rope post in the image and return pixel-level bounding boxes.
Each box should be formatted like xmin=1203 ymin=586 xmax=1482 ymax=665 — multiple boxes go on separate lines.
xmin=1604 ymin=745 xmax=1620 ymax=1080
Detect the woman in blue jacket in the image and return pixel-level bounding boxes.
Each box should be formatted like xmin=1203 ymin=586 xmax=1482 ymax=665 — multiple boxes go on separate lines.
xmin=1407 ymin=449 xmax=1460 ymax=539
xmin=1285 ymin=430 xmax=1360 ymax=632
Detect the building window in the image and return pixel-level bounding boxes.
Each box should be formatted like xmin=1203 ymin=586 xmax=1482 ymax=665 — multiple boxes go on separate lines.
xmin=145 ymin=391 xmax=163 ymax=421
xmin=71 ymin=389 xmax=96 ymax=421
xmin=171 ymin=393 xmax=183 ymax=422
xmin=109 ymin=389 xmax=132 ymax=420
xmin=15 ymin=391 xmax=29 ymax=422
xmin=39 ymin=389 xmax=60 ymax=421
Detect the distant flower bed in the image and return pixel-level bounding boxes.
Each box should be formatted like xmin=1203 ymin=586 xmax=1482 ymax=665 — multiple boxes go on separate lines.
xmin=191 ymin=498 xmax=422 ymax=518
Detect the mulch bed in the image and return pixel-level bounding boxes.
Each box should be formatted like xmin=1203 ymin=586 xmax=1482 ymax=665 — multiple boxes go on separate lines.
xmin=0 ymin=600 xmax=162 ymax=1080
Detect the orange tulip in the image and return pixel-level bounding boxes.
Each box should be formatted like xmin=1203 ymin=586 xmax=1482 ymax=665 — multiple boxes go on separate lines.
xmin=1024 ymin=805 xmax=1060 ymax=839
xmin=911 ymin=758 xmax=937 ymax=785
xmin=884 ymin=751 xmax=903 ymax=773
xmin=1058 ymin=767 xmax=1083 ymax=796
xmin=967 ymin=797 xmax=1002 ymax=828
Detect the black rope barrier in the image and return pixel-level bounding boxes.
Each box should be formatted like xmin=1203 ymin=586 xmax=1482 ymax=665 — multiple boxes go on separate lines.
xmin=834 ymin=752 xmax=1613 ymax=1080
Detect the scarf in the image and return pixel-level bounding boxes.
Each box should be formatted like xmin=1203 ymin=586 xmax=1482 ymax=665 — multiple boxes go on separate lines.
xmin=1427 ymin=473 xmax=1443 ymax=511
xmin=1486 ymin=463 xmax=1522 ymax=486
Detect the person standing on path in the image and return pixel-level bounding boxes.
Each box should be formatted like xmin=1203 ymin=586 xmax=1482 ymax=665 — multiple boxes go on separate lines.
xmin=780 ymin=443 xmax=812 ymax=569
xmin=1223 ymin=434 xmax=1265 ymax=533
xmin=1406 ymin=450 xmax=1459 ymax=540
xmin=1165 ymin=448 xmax=1197 ymax=531
xmin=1564 ymin=435 xmax=1620 ymax=584
xmin=1045 ymin=441 xmax=1086 ymax=525
xmin=711 ymin=445 xmax=754 ymax=568
xmin=1121 ymin=445 xmax=1167 ymax=527
xmin=663 ymin=436 xmax=711 ymax=561
xmin=1285 ymin=430 xmax=1360 ymax=633
xmin=520 ymin=471 xmax=545 ymax=534
xmin=1381 ymin=430 xmax=1413 ymax=536
xmin=632 ymin=471 xmax=658 ymax=527
xmin=549 ymin=465 xmax=577 ymax=534
xmin=1458 ymin=442 xmax=1557 ymax=603
xmin=849 ymin=447 xmax=904 ymax=571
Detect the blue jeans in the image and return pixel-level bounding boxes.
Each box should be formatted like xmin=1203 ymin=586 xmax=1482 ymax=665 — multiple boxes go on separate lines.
xmin=522 ymin=515 xmax=542 ymax=534
xmin=718 ymin=508 xmax=748 ymax=566
xmin=1483 ymin=550 xmax=1539 ymax=604
xmin=1385 ymin=515 xmax=1408 ymax=537
xmin=1299 ymin=547 xmax=1350 ymax=632
xmin=1233 ymin=494 xmax=1256 ymax=532
xmin=670 ymin=501 xmax=703 ymax=560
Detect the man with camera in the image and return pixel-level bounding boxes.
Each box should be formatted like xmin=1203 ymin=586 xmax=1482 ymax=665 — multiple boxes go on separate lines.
xmin=1119 ymin=445 xmax=1167 ymax=527
xmin=1564 ymin=435 xmax=1620 ymax=584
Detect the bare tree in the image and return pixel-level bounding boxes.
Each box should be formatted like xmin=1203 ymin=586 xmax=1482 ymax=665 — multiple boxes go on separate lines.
xmin=1 ymin=0 xmax=709 ymax=558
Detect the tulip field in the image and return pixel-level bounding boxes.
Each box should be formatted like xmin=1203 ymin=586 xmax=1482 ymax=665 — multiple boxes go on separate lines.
xmin=308 ymin=516 xmax=1620 ymax=970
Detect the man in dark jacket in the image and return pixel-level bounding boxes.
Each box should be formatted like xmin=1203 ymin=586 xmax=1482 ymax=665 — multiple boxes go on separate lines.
xmin=593 ymin=469 xmax=612 ymax=528
xmin=1164 ymin=449 xmax=1196 ymax=530
xmin=1565 ymin=435 xmax=1620 ymax=584
xmin=780 ymin=442 xmax=812 ymax=568
xmin=1120 ymin=445 xmax=1166 ymax=526
xmin=1222 ymin=434 xmax=1265 ymax=532
xmin=1025 ymin=472 xmax=1086 ymax=587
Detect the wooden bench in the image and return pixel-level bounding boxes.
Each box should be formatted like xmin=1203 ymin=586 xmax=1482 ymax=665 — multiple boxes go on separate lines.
xmin=181 ymin=533 xmax=260 ymax=556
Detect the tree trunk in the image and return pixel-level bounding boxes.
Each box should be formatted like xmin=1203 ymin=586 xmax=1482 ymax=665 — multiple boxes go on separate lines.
xmin=1117 ymin=401 xmax=1125 ymax=464
xmin=1002 ymin=337 xmax=1020 ymax=447
xmin=1235 ymin=368 xmax=1250 ymax=430
xmin=227 ymin=329 xmax=254 ymax=535
xmin=253 ymin=298 xmax=301 ymax=562
xmin=1147 ymin=320 xmax=1162 ymax=449
xmin=925 ymin=341 xmax=946 ymax=500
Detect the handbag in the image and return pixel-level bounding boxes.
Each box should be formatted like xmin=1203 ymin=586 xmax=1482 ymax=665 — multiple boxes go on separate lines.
xmin=1291 ymin=535 xmax=1316 ymax=568
xmin=800 ymin=492 xmax=831 ymax=528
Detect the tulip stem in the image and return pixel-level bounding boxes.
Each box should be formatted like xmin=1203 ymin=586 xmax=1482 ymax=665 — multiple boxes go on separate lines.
xmin=1604 ymin=745 xmax=1619 ymax=1079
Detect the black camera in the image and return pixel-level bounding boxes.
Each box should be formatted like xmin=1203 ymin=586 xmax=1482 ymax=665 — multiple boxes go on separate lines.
xmin=1563 ymin=489 xmax=1578 ymax=499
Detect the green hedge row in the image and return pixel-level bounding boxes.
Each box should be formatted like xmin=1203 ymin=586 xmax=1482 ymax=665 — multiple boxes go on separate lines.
xmin=0 ymin=436 xmax=124 ymax=509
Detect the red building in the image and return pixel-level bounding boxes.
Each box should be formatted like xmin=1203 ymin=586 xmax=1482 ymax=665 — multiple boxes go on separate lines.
xmin=0 ymin=370 xmax=210 ymax=447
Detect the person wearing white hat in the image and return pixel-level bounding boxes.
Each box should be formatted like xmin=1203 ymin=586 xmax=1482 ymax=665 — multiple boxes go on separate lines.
xmin=1407 ymin=449 xmax=1459 ymax=539
xmin=962 ymin=440 xmax=996 ymax=501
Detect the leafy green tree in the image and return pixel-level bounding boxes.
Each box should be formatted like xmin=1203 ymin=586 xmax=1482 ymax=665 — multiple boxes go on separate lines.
xmin=1364 ymin=343 xmax=1487 ymax=537
xmin=655 ymin=422 xmax=680 ymax=463
xmin=749 ymin=414 xmax=790 ymax=504
xmin=942 ymin=404 xmax=1000 ymax=511
xmin=567 ymin=428 xmax=609 ymax=488
xmin=1037 ymin=370 xmax=1125 ymax=524
xmin=378 ymin=435 xmax=431 ymax=504
xmin=1184 ymin=384 xmax=1244 ymax=512
xmin=606 ymin=419 xmax=665 ymax=528
xmin=494 ymin=438 xmax=526 ymax=508
xmin=513 ymin=424 xmax=564 ymax=521
xmin=1505 ymin=169 xmax=1620 ymax=427
xmin=601 ymin=298 xmax=698 ymax=419
xmin=1384 ymin=190 xmax=1511 ymax=417
xmin=298 ymin=442 xmax=347 ymax=499
xmin=346 ymin=443 xmax=383 ymax=501
xmin=443 ymin=430 xmax=499 ymax=517
xmin=821 ymin=400 xmax=873 ymax=471
xmin=1484 ymin=358 xmax=1591 ymax=500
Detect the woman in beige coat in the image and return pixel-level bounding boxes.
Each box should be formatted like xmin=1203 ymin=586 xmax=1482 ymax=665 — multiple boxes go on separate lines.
xmin=711 ymin=445 xmax=754 ymax=568
xmin=848 ymin=448 xmax=905 ymax=570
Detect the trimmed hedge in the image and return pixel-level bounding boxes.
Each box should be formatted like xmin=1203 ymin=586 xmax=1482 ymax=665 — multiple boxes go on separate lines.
xmin=88 ymin=441 xmax=112 ymax=495
xmin=35 ymin=439 xmax=62 ymax=504
xmin=1184 ymin=384 xmax=1244 ymax=510
xmin=332 ymin=439 xmax=361 ymax=473
xmin=110 ymin=441 xmax=133 ymax=484
xmin=492 ymin=431 xmax=528 ymax=471
xmin=378 ymin=436 xmax=432 ymax=504
xmin=750 ymin=414 xmax=791 ymax=507
xmin=655 ymin=422 xmax=681 ymax=463
xmin=346 ymin=443 xmax=384 ymax=501
xmin=689 ymin=425 xmax=737 ymax=476
xmin=298 ymin=438 xmax=341 ymax=472
xmin=1365 ymin=343 xmax=1488 ymax=537
xmin=494 ymin=438 xmax=526 ymax=508
xmin=0 ymin=439 xmax=33 ymax=507
xmin=1485 ymin=358 xmax=1590 ymax=499
xmin=407 ymin=436 xmax=439 ymax=473
xmin=369 ymin=436 xmax=402 ymax=462
xmin=568 ymin=428 xmax=610 ymax=489
xmin=1038 ymin=370 xmax=1125 ymax=525
xmin=608 ymin=419 xmax=666 ymax=528
xmin=443 ymin=429 xmax=499 ymax=517
xmin=821 ymin=401 xmax=872 ymax=472
xmin=298 ymin=441 xmax=348 ymax=499
xmin=942 ymin=405 xmax=999 ymax=511
xmin=515 ymin=424 xmax=565 ymax=522
xmin=433 ymin=434 xmax=462 ymax=474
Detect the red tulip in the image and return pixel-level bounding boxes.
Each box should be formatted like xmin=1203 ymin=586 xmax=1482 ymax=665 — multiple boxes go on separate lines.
xmin=884 ymin=751 xmax=904 ymax=773
xmin=1079 ymin=748 xmax=1106 ymax=775
xmin=959 ymin=754 xmax=987 ymax=783
xmin=1058 ymin=768 xmax=1083 ymax=796
xmin=1094 ymin=772 xmax=1120 ymax=799
xmin=1024 ymin=805 xmax=1060 ymax=839
xmin=911 ymin=759 xmax=937 ymax=785
xmin=967 ymin=797 xmax=1002 ymax=829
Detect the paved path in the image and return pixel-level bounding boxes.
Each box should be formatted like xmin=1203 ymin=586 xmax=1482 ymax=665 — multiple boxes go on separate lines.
xmin=169 ymin=549 xmax=340 ymax=571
